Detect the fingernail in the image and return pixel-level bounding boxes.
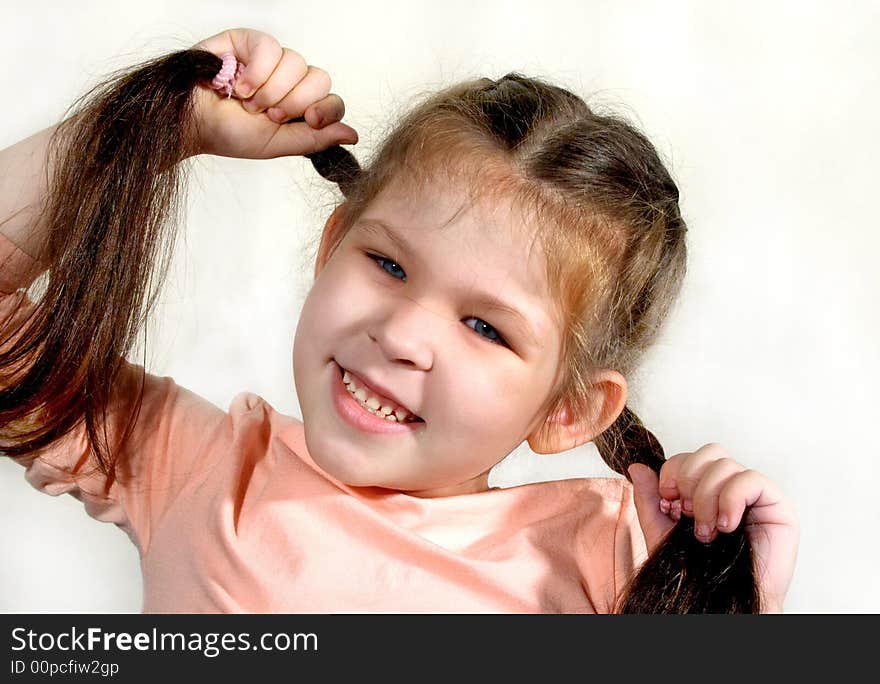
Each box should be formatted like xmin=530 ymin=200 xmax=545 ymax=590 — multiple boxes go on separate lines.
xmin=682 ymin=499 xmax=693 ymax=513
xmin=695 ymin=522 xmax=712 ymax=539
xmin=267 ymin=107 xmax=286 ymax=123
xmin=717 ymin=515 xmax=728 ymax=530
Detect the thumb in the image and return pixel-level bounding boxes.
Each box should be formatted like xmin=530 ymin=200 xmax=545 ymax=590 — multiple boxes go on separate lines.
xmin=627 ymin=463 xmax=675 ymax=555
xmin=267 ymin=121 xmax=358 ymax=158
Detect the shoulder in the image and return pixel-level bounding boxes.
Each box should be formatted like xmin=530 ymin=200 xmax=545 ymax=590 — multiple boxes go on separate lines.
xmin=554 ymin=476 xmax=646 ymax=612
xmin=492 ymin=474 xmax=635 ymax=537
xmin=560 ymin=475 xmax=639 ymax=530
xmin=228 ymin=391 xmax=270 ymax=414
xmin=563 ymin=475 xmax=633 ymax=502
xmin=512 ymin=475 xmax=643 ymax=612
xmin=223 ymin=391 xmax=309 ymax=462
xmin=564 ymin=476 xmax=637 ymax=533
xmin=523 ymin=474 xmax=635 ymax=513
xmin=521 ymin=475 xmax=643 ymax=556
xmin=225 ymin=391 xmax=303 ymax=435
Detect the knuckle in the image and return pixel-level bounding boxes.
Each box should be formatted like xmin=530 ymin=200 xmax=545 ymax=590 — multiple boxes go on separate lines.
xmin=676 ymin=475 xmax=698 ymax=496
xmin=658 ymin=477 xmax=676 ymax=492
xmin=677 ymin=472 xmax=697 ymax=486
xmin=264 ymin=33 xmax=282 ymax=51
xmin=283 ymin=47 xmax=308 ymax=73
xmin=309 ymin=65 xmax=332 ymax=91
xmin=705 ymin=442 xmax=726 ymax=455
xmin=249 ymin=31 xmax=281 ymax=62
xmin=693 ymin=473 xmax=715 ymax=495
xmin=708 ymin=457 xmax=738 ymax=478
xmin=660 ymin=454 xmax=684 ymax=476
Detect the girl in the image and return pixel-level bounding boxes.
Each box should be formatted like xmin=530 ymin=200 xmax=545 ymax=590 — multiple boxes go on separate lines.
xmin=0 ymin=28 xmax=798 ymax=613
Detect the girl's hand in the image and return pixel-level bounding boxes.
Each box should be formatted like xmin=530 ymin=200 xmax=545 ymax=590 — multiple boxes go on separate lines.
xmin=189 ymin=28 xmax=358 ymax=159
xmin=627 ymin=443 xmax=800 ymax=613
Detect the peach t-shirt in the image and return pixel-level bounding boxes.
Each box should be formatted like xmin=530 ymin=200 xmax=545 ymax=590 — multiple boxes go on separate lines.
xmin=0 ymin=231 xmax=647 ymax=613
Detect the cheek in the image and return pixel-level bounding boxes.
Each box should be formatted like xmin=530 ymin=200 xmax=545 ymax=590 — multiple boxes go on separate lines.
xmin=441 ymin=363 xmax=535 ymax=435
xmin=318 ymin=254 xmax=388 ymax=310
xmin=301 ymin=260 xmax=364 ymax=329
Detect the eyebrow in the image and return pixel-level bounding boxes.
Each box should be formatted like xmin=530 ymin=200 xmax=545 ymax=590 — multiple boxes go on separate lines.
xmin=356 ymin=218 xmax=421 ymax=261
xmin=354 ymin=218 xmax=542 ymax=348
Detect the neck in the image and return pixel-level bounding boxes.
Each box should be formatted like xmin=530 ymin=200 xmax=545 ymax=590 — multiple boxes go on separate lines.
xmin=402 ymin=471 xmax=492 ymax=498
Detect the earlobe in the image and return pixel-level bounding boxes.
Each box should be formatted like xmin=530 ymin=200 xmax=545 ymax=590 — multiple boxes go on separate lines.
xmin=527 ymin=370 xmax=627 ymax=455
xmin=314 ymin=202 xmax=349 ymax=279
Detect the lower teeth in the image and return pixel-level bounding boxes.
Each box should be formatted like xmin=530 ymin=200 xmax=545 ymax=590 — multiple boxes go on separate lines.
xmin=345 ymin=386 xmax=418 ymax=423
xmin=367 ymin=408 xmax=417 ymax=423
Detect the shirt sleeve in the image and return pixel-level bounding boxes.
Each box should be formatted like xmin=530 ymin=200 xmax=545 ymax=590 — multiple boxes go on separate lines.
xmin=0 ymin=230 xmax=231 ymax=556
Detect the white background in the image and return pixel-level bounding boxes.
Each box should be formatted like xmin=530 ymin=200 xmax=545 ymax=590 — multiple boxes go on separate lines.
xmin=1 ymin=0 xmax=877 ymax=613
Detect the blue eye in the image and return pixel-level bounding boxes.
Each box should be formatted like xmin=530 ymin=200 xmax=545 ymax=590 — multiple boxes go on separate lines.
xmin=368 ymin=253 xmax=407 ymax=281
xmin=464 ymin=317 xmax=507 ymax=346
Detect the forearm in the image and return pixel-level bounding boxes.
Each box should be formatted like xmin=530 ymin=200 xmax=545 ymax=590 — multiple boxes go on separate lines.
xmin=0 ymin=124 xmax=61 ymax=262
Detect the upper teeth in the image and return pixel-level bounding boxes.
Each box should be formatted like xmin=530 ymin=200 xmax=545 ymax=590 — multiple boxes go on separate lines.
xmin=343 ymin=370 xmax=419 ymax=423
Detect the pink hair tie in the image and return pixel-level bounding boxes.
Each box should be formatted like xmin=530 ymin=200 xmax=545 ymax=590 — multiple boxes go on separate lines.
xmin=210 ymin=52 xmax=244 ymax=98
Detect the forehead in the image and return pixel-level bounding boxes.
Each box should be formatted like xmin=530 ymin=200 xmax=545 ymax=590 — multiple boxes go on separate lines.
xmin=365 ymin=167 xmax=547 ymax=271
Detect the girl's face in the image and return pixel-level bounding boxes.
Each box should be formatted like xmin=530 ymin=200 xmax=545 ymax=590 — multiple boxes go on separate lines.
xmin=293 ymin=173 xmax=565 ymax=497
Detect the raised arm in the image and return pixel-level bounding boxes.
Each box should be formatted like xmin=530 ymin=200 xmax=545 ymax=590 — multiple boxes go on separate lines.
xmin=0 ymin=123 xmax=61 ymax=262
xmin=0 ymin=28 xmax=358 ymax=478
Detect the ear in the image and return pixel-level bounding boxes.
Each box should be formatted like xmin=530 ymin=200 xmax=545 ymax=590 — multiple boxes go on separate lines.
xmin=314 ymin=202 xmax=349 ymax=279
xmin=527 ymin=369 xmax=627 ymax=454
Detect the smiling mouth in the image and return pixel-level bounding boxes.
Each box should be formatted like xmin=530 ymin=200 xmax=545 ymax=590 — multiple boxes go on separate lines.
xmin=336 ymin=363 xmax=424 ymax=423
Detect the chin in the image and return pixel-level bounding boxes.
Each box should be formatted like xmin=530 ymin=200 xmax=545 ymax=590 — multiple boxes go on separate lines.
xmin=301 ymin=427 xmax=381 ymax=487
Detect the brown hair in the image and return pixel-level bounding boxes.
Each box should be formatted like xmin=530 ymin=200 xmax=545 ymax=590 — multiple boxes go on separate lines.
xmin=0 ymin=49 xmax=760 ymax=612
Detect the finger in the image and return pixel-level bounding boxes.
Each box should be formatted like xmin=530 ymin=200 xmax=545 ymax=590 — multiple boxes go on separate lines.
xmin=301 ymin=93 xmax=347 ymax=129
xmin=669 ymin=498 xmax=682 ymax=522
xmin=657 ymin=451 xmax=690 ymax=502
xmin=627 ymin=463 xmax=675 ymax=555
xmin=193 ymin=29 xmax=283 ymax=99
xmin=260 ymin=120 xmax=359 ymax=158
xmin=244 ymin=47 xmax=309 ymax=114
xmin=192 ymin=28 xmax=239 ymax=53
xmin=691 ymin=457 xmax=747 ymax=542
xmin=673 ymin=443 xmax=728 ymax=516
xmin=717 ymin=469 xmax=783 ymax=533
xmin=263 ymin=65 xmax=332 ymax=124
xmin=230 ymin=30 xmax=283 ymax=99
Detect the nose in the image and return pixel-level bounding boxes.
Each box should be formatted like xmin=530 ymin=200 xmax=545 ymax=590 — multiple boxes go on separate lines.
xmin=367 ymin=298 xmax=438 ymax=370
